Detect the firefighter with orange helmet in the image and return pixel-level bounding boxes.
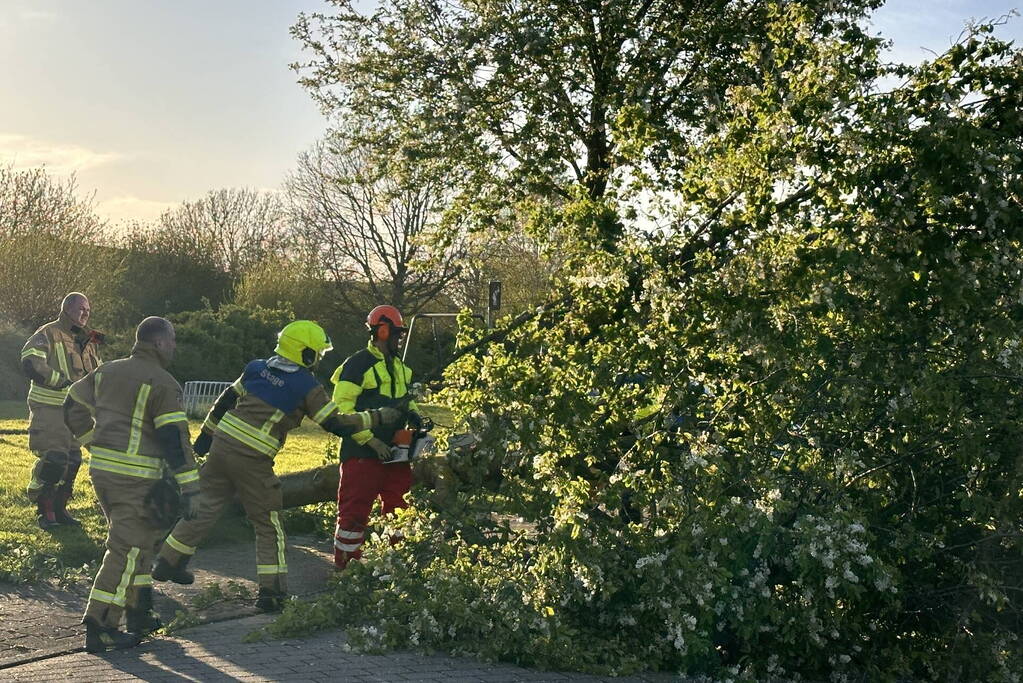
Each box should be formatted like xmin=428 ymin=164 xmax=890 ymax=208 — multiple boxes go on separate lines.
xmin=151 ymin=320 xmax=401 ymax=612
xmin=332 ymin=305 xmax=421 ymax=570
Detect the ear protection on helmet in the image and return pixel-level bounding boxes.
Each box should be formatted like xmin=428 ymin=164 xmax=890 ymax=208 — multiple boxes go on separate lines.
xmin=301 ymin=347 xmax=317 ymax=366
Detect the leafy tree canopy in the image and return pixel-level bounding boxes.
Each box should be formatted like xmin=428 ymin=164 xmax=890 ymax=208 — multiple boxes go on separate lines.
xmin=282 ymin=4 xmax=1023 ymax=680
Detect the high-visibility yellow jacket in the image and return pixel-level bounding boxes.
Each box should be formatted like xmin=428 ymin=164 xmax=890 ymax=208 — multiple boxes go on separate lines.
xmin=64 ymin=342 xmax=199 ymax=491
xmin=21 ymin=312 xmax=102 ymax=452
xmin=331 ymin=341 xmax=417 ymax=461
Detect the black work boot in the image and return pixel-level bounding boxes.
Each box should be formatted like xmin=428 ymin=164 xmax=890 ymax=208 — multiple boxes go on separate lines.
xmin=152 ymin=556 xmax=194 ymax=585
xmin=54 ymin=490 xmax=81 ymax=526
xmin=255 ymin=587 xmax=285 ymax=613
xmin=84 ymin=618 xmax=140 ymax=653
xmin=126 ymin=587 xmax=163 ymax=636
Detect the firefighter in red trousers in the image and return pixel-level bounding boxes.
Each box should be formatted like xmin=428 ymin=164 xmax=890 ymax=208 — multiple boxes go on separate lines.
xmin=152 ymin=320 xmax=402 ymax=611
xmin=332 ymin=305 xmax=421 ymax=569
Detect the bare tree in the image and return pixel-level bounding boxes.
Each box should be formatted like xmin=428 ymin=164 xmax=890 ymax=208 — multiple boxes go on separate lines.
xmin=450 ymin=227 xmax=561 ymax=317
xmin=286 ymin=138 xmax=462 ymax=316
xmin=157 ymin=187 xmax=289 ymax=278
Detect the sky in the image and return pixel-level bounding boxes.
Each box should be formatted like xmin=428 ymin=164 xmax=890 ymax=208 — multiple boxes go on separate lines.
xmin=0 ymin=0 xmax=1020 ymax=227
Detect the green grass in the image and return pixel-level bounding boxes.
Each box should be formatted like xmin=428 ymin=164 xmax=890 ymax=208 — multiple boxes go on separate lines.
xmin=0 ymin=415 xmax=334 ymax=583
xmin=0 ymin=402 xmax=451 ymax=583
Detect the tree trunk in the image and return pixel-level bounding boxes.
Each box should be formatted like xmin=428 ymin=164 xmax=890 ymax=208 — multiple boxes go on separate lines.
xmin=279 ymin=463 xmax=339 ymax=508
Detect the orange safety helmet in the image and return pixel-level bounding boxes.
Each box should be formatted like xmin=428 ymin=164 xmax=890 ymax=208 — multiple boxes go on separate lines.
xmin=366 ymin=305 xmax=406 ymax=341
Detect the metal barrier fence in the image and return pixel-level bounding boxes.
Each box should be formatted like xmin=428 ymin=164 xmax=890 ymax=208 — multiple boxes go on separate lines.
xmin=182 ymin=381 xmax=232 ymax=419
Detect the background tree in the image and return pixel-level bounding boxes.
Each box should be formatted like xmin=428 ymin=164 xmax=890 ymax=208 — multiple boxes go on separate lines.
xmin=0 ymin=165 xmax=106 ymax=327
xmin=97 ymin=221 xmax=233 ymax=329
xmin=286 ymin=137 xmax=462 ymax=317
xmin=156 ymin=187 xmax=289 ymax=278
xmin=449 ymin=225 xmax=561 ymax=317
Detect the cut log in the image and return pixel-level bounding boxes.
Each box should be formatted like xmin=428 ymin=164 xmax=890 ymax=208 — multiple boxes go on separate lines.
xmin=279 ymin=463 xmax=339 ymax=508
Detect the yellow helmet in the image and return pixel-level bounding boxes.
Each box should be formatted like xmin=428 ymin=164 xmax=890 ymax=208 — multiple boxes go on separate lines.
xmin=275 ymin=320 xmax=333 ymax=367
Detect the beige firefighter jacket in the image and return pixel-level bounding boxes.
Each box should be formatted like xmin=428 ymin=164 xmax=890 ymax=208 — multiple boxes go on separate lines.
xmin=64 ymin=342 xmax=199 ymax=492
xmin=21 ymin=312 xmax=102 ymax=452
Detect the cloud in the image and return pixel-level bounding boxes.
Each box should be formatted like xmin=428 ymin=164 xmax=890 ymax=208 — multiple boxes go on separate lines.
xmin=19 ymin=9 xmax=59 ymax=22
xmin=0 ymin=133 xmax=122 ymax=174
xmin=95 ymin=196 xmax=178 ymax=224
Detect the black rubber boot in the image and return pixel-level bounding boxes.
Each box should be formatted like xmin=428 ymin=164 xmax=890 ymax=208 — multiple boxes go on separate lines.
xmin=84 ymin=619 xmax=140 ymax=653
xmin=54 ymin=490 xmax=81 ymax=526
xmin=255 ymin=588 xmax=285 ymax=613
xmin=126 ymin=587 xmax=163 ymax=636
xmin=152 ymin=556 xmax=194 ymax=585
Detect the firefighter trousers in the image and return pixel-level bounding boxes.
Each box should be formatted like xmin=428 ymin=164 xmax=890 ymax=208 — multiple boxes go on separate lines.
xmin=334 ymin=457 xmax=411 ymax=568
xmin=158 ymin=449 xmax=287 ymax=592
xmin=28 ymin=448 xmax=82 ymax=520
xmin=85 ymin=469 xmax=161 ymax=629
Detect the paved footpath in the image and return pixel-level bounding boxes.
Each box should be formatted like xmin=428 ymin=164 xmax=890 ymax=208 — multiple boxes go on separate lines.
xmin=0 ymin=535 xmax=681 ymax=682
xmin=0 ymin=535 xmax=335 ymax=669
xmin=4 ymin=613 xmax=680 ymax=682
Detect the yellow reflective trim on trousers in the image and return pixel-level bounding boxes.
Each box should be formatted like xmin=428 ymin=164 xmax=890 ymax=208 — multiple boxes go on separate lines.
xmin=133 ymin=574 xmax=153 ymax=586
xmin=256 ymin=564 xmax=288 ymax=574
xmin=154 ymin=411 xmax=187 ymax=428
xmin=175 ymin=468 xmax=199 ymax=485
xmin=270 ymin=510 xmax=286 ymax=570
xmin=89 ymin=587 xmax=121 ymax=606
xmin=312 ymin=401 xmax=337 ymax=425
xmin=126 ymin=384 xmax=152 ymax=456
xmin=49 ymin=370 xmax=60 ymax=385
xmin=78 ymin=429 xmax=94 ymax=446
xmin=114 ymin=547 xmax=140 ymax=608
xmin=21 ymin=347 xmax=47 ymax=360
xmin=55 ymin=343 xmax=70 ymax=378
xmin=165 ymin=534 xmax=196 ymax=555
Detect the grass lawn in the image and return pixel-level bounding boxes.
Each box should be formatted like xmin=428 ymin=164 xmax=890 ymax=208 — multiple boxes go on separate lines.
xmin=0 ymin=401 xmax=451 ymax=584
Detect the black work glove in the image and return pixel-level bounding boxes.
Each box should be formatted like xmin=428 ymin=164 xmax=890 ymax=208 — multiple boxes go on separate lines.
xmin=193 ymin=432 xmax=212 ymax=456
xmin=407 ymin=411 xmax=423 ymax=429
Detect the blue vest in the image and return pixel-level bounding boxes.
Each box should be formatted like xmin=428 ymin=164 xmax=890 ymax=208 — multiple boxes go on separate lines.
xmin=240 ymin=359 xmax=319 ymax=414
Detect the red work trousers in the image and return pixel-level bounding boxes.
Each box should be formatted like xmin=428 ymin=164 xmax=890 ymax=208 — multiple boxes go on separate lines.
xmin=334 ymin=457 xmax=411 ymax=569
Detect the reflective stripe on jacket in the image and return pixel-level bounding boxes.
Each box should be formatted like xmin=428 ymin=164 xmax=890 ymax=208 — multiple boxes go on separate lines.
xmin=21 ymin=313 xmax=101 ymax=407
xmin=204 ymin=357 xmax=340 ymax=460
xmin=64 ymin=342 xmax=197 ymax=486
xmin=330 ymin=341 xmax=417 ymax=461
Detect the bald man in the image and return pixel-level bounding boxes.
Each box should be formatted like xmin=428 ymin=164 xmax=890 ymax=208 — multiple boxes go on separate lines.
xmin=64 ymin=316 xmax=200 ymax=651
xmin=21 ymin=292 xmax=102 ymax=528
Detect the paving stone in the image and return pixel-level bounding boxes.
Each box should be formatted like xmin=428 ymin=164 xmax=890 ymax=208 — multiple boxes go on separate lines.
xmin=1 ymin=536 xmax=682 ymax=682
